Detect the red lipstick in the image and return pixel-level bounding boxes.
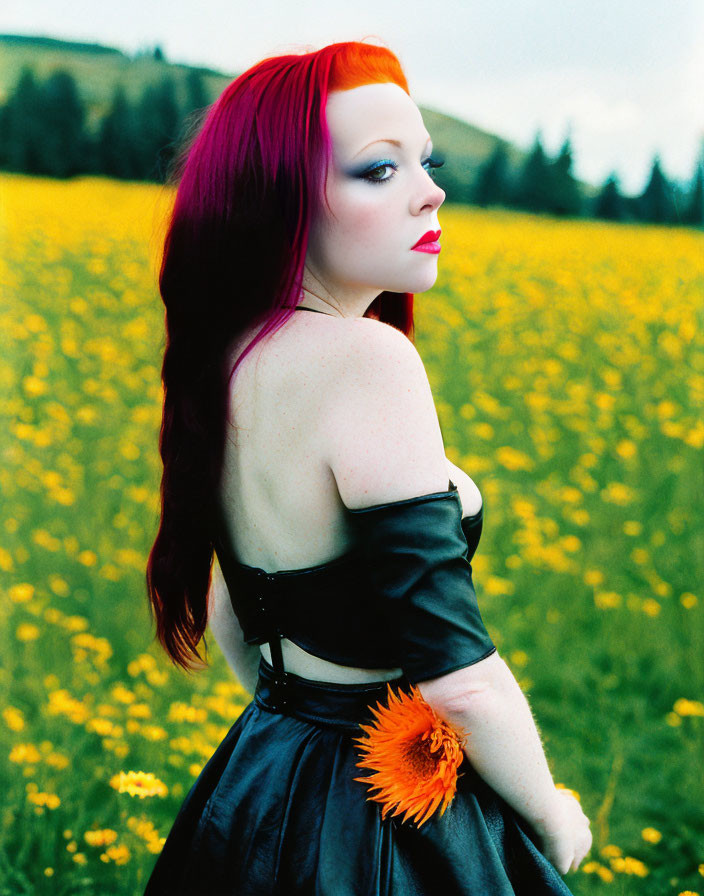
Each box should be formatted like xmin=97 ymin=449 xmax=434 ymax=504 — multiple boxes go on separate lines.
xmin=411 ymin=229 xmax=441 ymax=253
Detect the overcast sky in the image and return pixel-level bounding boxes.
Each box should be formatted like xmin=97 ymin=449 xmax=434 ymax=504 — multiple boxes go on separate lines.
xmin=3 ymin=0 xmax=702 ymax=194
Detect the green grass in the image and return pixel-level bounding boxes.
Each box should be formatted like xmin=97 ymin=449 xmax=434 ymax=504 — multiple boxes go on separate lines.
xmin=0 ymin=176 xmax=702 ymax=893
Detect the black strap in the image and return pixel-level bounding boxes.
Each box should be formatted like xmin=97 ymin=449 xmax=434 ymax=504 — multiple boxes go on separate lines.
xmin=268 ymin=634 xmax=285 ymax=673
xmin=295 ymin=305 xmax=336 ymax=316
xmin=268 ymin=635 xmax=289 ymax=709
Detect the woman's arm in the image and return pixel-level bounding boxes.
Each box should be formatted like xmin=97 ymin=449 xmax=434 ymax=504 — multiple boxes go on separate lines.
xmin=418 ymin=651 xmax=563 ymax=838
xmin=418 ymin=652 xmax=592 ymax=873
xmin=207 ymin=554 xmax=261 ymax=695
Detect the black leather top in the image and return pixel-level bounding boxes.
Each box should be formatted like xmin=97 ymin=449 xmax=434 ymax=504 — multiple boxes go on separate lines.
xmin=213 ymin=478 xmax=496 ymax=684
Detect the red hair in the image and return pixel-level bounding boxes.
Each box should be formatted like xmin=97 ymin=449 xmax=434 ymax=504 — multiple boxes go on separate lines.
xmin=146 ymin=40 xmax=416 ymax=671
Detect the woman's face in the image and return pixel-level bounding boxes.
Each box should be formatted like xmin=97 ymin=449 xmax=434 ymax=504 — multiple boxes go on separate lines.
xmin=305 ymin=82 xmax=446 ymax=310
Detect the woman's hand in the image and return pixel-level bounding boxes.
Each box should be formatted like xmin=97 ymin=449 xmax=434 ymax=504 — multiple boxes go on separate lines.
xmin=534 ymin=788 xmax=593 ymax=875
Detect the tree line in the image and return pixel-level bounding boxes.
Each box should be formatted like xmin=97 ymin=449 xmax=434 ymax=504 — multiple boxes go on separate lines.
xmin=0 ymin=64 xmax=702 ymax=227
xmin=0 ymin=65 xmax=207 ymax=183
xmin=468 ymin=135 xmax=703 ymax=226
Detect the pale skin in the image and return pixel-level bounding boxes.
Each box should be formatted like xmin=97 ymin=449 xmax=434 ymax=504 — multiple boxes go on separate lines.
xmin=207 ymin=81 xmax=592 ymax=875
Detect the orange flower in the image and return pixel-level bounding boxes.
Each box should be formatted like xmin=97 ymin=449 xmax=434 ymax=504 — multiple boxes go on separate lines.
xmin=353 ymin=682 xmax=469 ymax=828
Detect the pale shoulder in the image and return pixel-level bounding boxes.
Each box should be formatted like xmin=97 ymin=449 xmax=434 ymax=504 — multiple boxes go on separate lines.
xmin=325 ymin=316 xmax=427 ymax=389
xmin=320 ymin=317 xmax=448 ymax=507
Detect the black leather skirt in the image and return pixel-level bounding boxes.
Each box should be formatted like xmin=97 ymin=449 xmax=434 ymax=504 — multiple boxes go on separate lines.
xmin=144 ymin=657 xmax=575 ymax=895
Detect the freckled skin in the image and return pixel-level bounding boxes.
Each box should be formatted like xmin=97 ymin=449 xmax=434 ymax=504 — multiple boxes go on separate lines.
xmin=302 ymin=82 xmax=446 ymax=317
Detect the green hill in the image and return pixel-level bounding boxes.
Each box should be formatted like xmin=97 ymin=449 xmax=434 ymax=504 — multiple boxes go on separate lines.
xmin=0 ymin=33 xmax=598 ymax=197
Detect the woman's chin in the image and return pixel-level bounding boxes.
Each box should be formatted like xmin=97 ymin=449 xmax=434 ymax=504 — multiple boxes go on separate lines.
xmin=405 ymin=271 xmax=440 ymax=294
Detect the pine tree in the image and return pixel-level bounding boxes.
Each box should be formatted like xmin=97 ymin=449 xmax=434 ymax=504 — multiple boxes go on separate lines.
xmin=594 ymin=173 xmax=626 ymax=221
xmin=97 ymin=84 xmax=140 ymax=179
xmin=0 ymin=103 xmax=9 ymax=166
xmin=511 ymin=132 xmax=554 ymax=213
xmin=637 ymin=155 xmax=675 ymax=223
xmin=185 ymin=69 xmax=210 ymax=116
xmin=2 ymin=67 xmax=45 ymax=173
xmin=134 ymin=76 xmax=181 ymax=181
xmin=548 ymin=135 xmax=582 ymax=216
xmin=473 ymin=142 xmax=509 ymax=207
xmin=36 ymin=69 xmax=86 ymax=177
xmin=684 ymin=162 xmax=704 ymax=227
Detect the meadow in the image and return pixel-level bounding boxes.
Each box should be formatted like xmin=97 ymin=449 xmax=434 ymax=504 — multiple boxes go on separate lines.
xmin=0 ymin=172 xmax=702 ymax=895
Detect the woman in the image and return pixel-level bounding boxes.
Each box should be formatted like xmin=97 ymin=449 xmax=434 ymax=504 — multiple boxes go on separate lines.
xmin=144 ymin=39 xmax=591 ymax=895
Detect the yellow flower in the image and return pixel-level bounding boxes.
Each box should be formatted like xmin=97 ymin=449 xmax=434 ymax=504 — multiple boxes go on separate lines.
xmin=601 ymin=482 xmax=636 ymax=505
xmin=46 ymin=752 xmax=70 ymax=770
xmin=48 ymin=574 xmax=70 ymax=596
xmin=102 ymin=844 xmax=131 ymax=865
xmin=9 ymin=583 xmax=34 ymax=602
xmin=84 ymin=829 xmax=118 ymax=847
xmin=623 ymin=520 xmax=642 ymax=536
xmin=483 ymin=575 xmax=516 ymax=596
xmin=27 ymin=791 xmax=60 ymax=809
xmin=16 ymin=623 xmax=40 ymax=641
xmin=641 ymin=826 xmax=662 ymax=843
xmin=111 ymin=684 xmax=136 ymax=704
xmin=560 ymin=535 xmax=581 ymax=552
xmin=77 ymin=550 xmax=98 ymax=567
xmin=641 ymin=598 xmax=661 ymax=617
xmin=616 ymin=439 xmax=637 ymax=459
xmin=474 ymin=422 xmax=494 ymax=440
xmin=353 ymin=682 xmax=468 ymax=828
xmin=611 ymin=855 xmax=648 ymax=876
xmin=109 ymin=770 xmax=168 ymax=798
xmin=168 ymin=703 xmax=207 ymax=723
xmin=3 ymin=707 xmax=26 ymax=731
xmin=673 ymin=698 xmax=704 ymax=717
xmin=9 ymin=743 xmax=42 ymax=764
xmin=139 ymin=725 xmax=168 ymax=741
xmin=584 ymin=569 xmax=604 ymax=586
xmin=594 ymin=591 xmax=622 ymax=609
xmin=496 ymin=446 xmax=534 ymax=471
xmin=582 ymin=861 xmax=614 ymax=882
xmin=0 ymin=546 xmax=14 ymax=571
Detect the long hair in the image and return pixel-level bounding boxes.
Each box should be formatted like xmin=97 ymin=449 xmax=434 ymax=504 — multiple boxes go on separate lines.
xmin=146 ymin=40 xmax=415 ymax=671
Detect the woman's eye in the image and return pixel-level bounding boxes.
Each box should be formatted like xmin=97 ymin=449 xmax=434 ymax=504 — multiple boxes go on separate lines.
xmin=362 ymin=156 xmax=446 ymax=186
xmin=362 ymin=162 xmax=396 ymax=185
xmin=424 ymin=156 xmax=445 ymax=177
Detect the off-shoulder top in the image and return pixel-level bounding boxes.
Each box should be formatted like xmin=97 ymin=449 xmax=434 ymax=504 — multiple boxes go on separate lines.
xmin=212 ymin=478 xmax=496 ymax=685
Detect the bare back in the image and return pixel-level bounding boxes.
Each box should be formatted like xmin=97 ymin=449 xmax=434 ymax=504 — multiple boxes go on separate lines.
xmin=217 ymin=312 xmax=482 ymax=683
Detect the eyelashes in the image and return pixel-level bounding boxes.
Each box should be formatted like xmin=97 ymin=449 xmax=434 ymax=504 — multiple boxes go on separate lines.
xmin=361 ymin=155 xmax=445 ymax=186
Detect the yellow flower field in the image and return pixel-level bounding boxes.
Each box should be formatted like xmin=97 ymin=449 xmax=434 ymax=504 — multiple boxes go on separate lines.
xmin=0 ymin=172 xmax=702 ymax=894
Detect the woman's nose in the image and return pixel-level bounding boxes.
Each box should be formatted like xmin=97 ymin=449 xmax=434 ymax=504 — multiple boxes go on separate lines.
xmin=415 ymin=178 xmax=445 ymax=215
